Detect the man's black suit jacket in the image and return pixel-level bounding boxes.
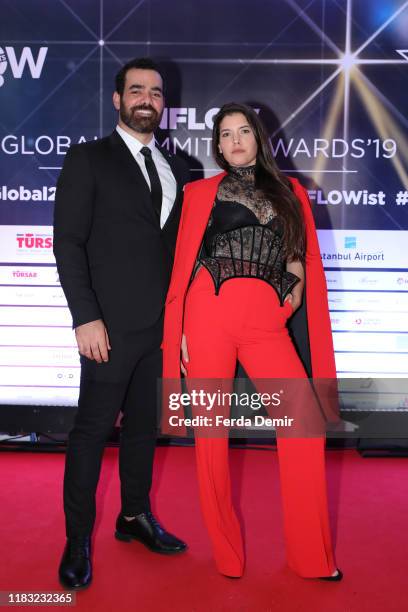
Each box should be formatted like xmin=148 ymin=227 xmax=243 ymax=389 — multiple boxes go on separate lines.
xmin=53 ymin=130 xmax=191 ymax=332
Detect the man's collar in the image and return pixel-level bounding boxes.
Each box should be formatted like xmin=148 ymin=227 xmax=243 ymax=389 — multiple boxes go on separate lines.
xmin=116 ymin=125 xmax=155 ymax=153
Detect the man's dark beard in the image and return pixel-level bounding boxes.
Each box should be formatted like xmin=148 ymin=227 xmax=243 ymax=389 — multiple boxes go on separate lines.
xmin=120 ymin=102 xmax=162 ymax=134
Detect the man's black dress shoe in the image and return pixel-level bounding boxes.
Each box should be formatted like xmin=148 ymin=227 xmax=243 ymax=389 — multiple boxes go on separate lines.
xmin=59 ymin=536 xmax=92 ymax=590
xmin=115 ymin=512 xmax=187 ymax=554
xmin=319 ymin=568 xmax=343 ymax=581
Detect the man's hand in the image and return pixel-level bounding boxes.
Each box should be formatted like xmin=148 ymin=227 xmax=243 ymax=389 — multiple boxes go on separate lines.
xmin=75 ymin=319 xmax=111 ymax=363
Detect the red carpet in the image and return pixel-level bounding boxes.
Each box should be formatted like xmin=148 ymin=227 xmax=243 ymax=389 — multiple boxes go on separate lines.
xmin=0 ymin=446 xmax=406 ymax=611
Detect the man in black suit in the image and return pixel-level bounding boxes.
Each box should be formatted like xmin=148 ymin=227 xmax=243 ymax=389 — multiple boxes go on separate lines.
xmin=54 ymin=58 xmax=190 ymax=590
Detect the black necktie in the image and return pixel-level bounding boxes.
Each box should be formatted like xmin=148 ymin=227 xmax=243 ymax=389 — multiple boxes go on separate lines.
xmin=140 ymin=146 xmax=162 ymax=218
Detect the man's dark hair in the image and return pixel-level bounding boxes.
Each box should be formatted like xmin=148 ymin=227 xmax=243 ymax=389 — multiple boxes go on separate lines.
xmin=115 ymin=57 xmax=164 ymax=96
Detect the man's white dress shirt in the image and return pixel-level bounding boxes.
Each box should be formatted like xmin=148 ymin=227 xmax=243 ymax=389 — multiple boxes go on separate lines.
xmin=116 ymin=125 xmax=177 ymax=228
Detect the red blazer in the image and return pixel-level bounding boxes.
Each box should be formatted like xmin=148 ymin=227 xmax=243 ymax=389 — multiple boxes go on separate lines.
xmin=160 ymin=174 xmax=341 ymax=440
xmin=161 ymin=173 xmax=339 ymax=435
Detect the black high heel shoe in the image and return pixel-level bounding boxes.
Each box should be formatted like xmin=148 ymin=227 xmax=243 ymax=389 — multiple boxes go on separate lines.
xmin=319 ymin=568 xmax=343 ymax=581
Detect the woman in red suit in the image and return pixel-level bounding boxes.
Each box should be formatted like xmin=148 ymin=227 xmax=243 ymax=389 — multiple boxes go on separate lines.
xmin=162 ymin=103 xmax=342 ymax=580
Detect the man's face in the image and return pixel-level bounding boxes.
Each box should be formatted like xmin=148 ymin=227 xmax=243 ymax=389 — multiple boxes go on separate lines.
xmin=113 ymin=68 xmax=164 ymax=134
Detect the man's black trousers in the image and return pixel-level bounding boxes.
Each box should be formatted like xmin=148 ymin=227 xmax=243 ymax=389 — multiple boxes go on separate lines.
xmin=63 ymin=318 xmax=163 ymax=537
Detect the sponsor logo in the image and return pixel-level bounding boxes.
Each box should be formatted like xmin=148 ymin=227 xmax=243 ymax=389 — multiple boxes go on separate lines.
xmin=326 ymin=278 xmax=339 ymax=284
xmin=344 ymin=236 xmax=357 ymax=249
xmin=359 ymin=276 xmax=379 ymax=286
xmin=330 ymin=317 xmax=341 ymax=325
xmin=0 ymin=186 xmax=55 ymax=202
xmin=0 ymin=46 xmax=48 ymax=87
xmin=12 ymin=270 xmax=38 ymax=279
xmin=322 ymin=251 xmax=384 ymax=262
xmin=16 ymin=232 xmax=53 ymax=249
xmin=331 ymin=315 xmax=382 ymax=328
xmin=352 ymin=316 xmax=382 ymax=327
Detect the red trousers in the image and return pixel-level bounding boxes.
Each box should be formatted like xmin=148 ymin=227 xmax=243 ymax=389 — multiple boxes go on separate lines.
xmin=183 ymin=267 xmax=337 ymax=577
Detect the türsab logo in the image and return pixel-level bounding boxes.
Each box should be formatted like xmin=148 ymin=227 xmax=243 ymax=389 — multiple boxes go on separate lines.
xmin=12 ymin=270 xmax=38 ymax=279
xmin=16 ymin=232 xmax=53 ymax=249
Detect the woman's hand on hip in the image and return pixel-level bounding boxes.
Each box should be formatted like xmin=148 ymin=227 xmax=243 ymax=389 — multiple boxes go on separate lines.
xmin=284 ymin=293 xmax=296 ymax=313
xmin=181 ymin=333 xmax=189 ymax=375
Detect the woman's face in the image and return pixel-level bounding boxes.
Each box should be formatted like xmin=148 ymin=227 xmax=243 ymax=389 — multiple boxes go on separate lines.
xmin=218 ymin=112 xmax=258 ymax=167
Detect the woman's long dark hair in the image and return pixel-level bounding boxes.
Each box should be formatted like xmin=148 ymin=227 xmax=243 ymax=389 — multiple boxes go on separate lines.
xmin=212 ymin=102 xmax=305 ymax=262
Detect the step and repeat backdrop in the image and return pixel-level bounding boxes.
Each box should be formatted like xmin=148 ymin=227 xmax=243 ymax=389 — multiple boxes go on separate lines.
xmin=0 ymin=0 xmax=407 ymax=411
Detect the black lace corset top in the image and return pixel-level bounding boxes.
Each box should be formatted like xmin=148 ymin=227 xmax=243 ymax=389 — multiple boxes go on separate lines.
xmin=197 ymin=165 xmax=301 ymax=305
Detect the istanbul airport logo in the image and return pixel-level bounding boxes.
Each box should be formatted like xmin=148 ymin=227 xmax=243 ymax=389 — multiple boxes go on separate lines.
xmin=0 ymin=46 xmax=48 ymax=87
xmin=344 ymin=236 xmax=357 ymax=249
